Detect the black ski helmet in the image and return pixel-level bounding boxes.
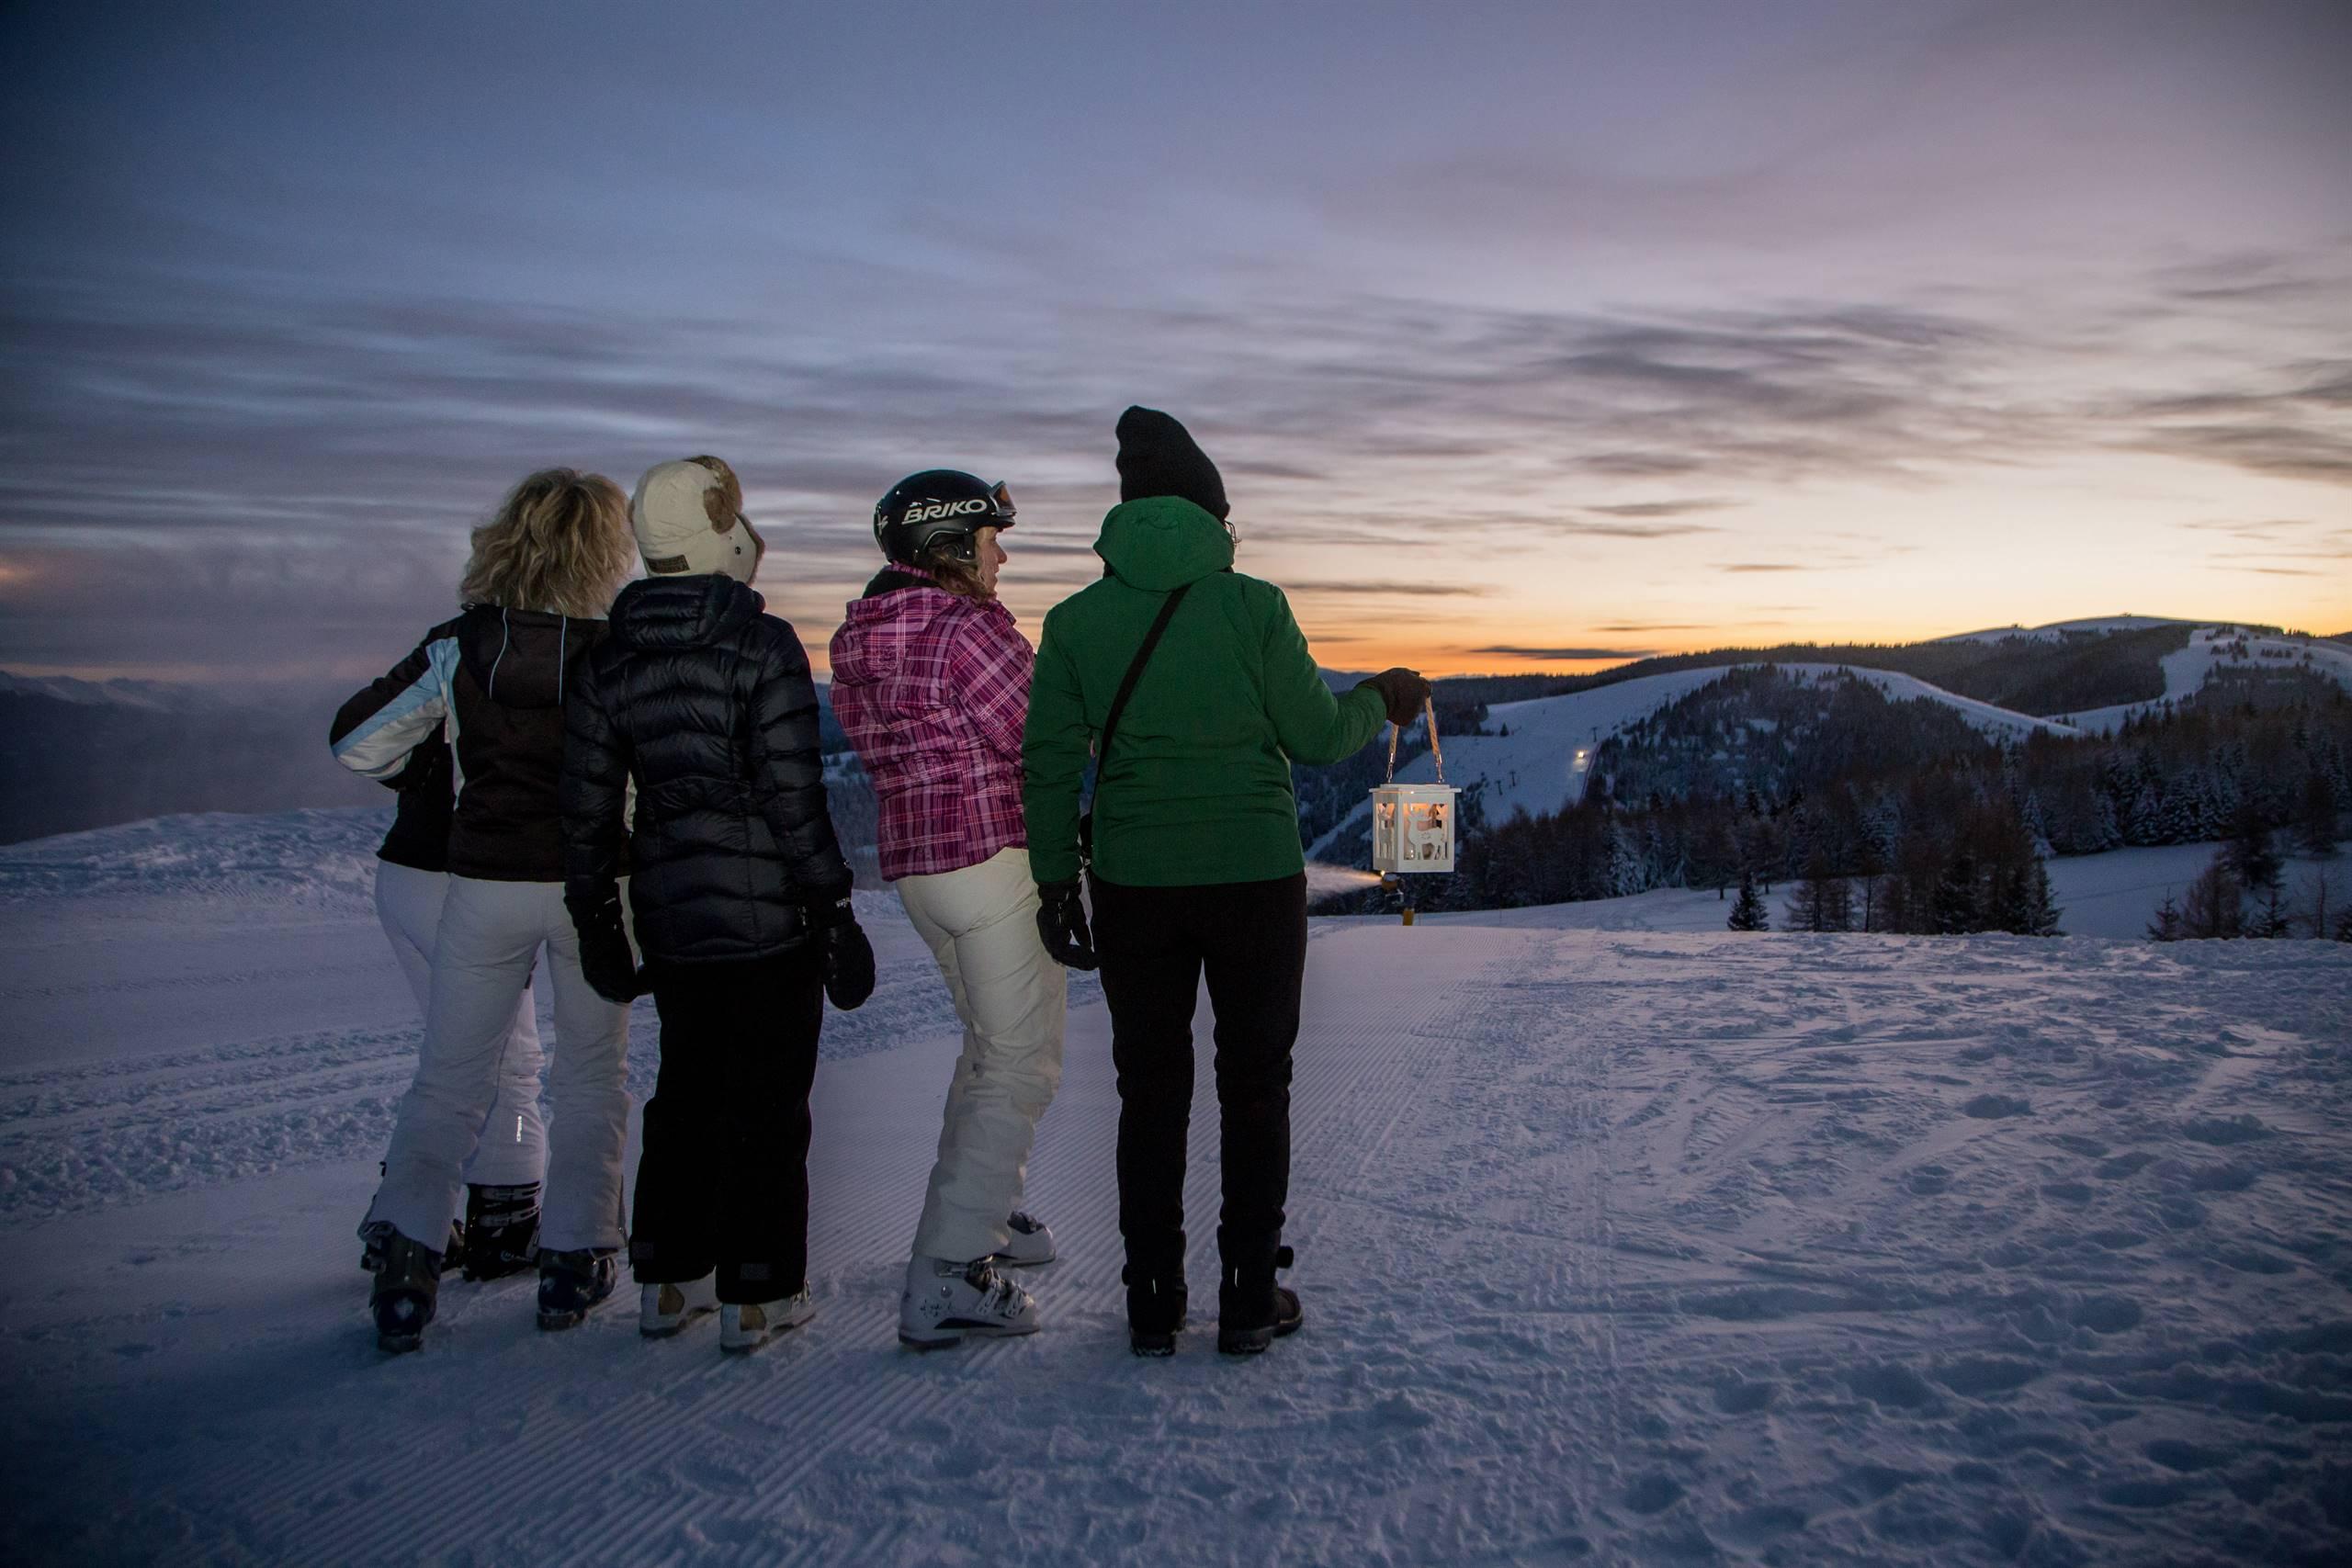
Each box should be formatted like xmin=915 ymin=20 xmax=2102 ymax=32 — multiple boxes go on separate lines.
xmin=873 ymin=469 xmax=1015 ymax=566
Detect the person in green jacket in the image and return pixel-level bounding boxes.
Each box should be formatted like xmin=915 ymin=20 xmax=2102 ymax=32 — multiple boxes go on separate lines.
xmin=1023 ymin=406 xmax=1428 ymax=1357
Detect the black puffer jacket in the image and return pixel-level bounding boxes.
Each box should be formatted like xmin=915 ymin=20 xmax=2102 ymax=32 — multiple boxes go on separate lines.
xmin=562 ymin=574 xmax=852 ymax=965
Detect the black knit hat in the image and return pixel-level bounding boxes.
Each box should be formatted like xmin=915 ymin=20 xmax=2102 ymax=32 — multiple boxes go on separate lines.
xmin=1114 ymin=405 xmax=1228 ymax=521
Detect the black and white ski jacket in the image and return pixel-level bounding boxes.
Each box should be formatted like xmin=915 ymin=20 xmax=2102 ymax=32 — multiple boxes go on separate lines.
xmin=332 ymin=605 xmax=611 ymax=883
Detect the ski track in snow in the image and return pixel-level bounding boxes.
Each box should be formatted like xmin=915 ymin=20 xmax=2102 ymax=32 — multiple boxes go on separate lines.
xmin=1 ymin=816 xmax=2350 ymax=1564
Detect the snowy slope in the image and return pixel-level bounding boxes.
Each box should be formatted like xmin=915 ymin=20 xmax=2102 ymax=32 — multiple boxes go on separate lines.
xmin=4 ymin=812 xmax=2351 ymax=1565
xmin=1317 ymin=663 xmax=2069 ymax=847
xmin=2066 ymin=627 xmax=2352 ymax=733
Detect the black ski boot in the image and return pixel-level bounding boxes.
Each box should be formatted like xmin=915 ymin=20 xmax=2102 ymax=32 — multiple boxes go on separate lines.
xmin=363 ymin=1219 xmax=462 ymax=1273
xmin=370 ymin=1230 xmax=444 ymax=1353
xmin=1125 ymin=1263 xmax=1189 ymax=1358
xmin=537 ymin=1247 xmax=619 ymax=1331
xmin=458 ymin=1181 xmax=541 ymax=1281
xmin=358 ymin=1160 xmax=464 ymax=1273
xmin=1216 ymin=1246 xmax=1302 ymax=1356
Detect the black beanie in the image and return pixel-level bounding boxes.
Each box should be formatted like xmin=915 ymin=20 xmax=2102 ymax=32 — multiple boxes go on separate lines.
xmin=1114 ymin=405 xmax=1229 ymax=521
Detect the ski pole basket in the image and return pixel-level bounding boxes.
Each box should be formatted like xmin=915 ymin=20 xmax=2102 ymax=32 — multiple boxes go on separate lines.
xmin=1369 ymin=697 xmax=1458 ymax=875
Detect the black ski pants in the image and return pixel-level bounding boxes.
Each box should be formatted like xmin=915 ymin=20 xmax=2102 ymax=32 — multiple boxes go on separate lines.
xmin=629 ymin=949 xmax=823 ymax=1303
xmin=1089 ymin=872 xmax=1307 ymax=1290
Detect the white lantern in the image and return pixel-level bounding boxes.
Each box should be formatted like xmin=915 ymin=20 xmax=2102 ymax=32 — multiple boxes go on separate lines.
xmin=1371 ymin=782 xmax=1458 ymax=874
xmin=1369 ymin=698 xmax=1456 ymax=876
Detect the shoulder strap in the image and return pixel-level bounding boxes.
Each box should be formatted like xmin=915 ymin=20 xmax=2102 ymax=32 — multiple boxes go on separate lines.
xmin=1097 ymin=581 xmax=1192 ymax=775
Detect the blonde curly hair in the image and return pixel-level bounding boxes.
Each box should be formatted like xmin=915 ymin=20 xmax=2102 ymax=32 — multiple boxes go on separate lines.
xmin=459 ymin=468 xmax=636 ymax=617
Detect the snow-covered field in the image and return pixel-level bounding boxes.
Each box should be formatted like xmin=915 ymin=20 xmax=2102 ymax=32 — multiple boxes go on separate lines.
xmin=5 ymin=811 xmax=2351 ymax=1566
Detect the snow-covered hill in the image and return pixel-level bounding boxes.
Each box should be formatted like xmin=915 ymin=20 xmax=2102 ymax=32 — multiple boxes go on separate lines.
xmin=2 ymin=810 xmax=2348 ymax=1565
xmin=1316 ymin=662 xmax=2072 ymax=848
xmin=1933 ymin=615 xmax=2199 ymax=645
xmin=2065 ymin=627 xmax=2352 ymax=734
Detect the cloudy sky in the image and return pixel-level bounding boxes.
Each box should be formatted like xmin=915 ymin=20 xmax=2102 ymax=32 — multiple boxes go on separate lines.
xmin=3 ymin=0 xmax=2347 ymax=682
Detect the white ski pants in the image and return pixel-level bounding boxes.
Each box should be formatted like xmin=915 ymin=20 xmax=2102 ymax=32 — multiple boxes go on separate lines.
xmin=373 ymin=861 xmax=547 ymax=1188
xmin=372 ymin=876 xmax=631 ymax=1255
xmin=898 ymin=846 xmax=1066 ymax=1262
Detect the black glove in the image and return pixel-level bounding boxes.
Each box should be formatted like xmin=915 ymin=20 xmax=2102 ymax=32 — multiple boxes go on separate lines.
xmin=1357 ymin=667 xmax=1432 ymax=727
xmin=1035 ymin=878 xmax=1098 ymax=971
xmin=566 ymin=893 xmax=643 ymax=1005
xmin=804 ymin=893 xmax=876 ymax=1010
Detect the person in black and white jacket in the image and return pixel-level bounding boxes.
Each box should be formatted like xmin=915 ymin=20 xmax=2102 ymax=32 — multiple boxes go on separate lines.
xmin=332 ymin=468 xmax=640 ymax=1352
xmin=343 ymin=728 xmax=548 ymax=1282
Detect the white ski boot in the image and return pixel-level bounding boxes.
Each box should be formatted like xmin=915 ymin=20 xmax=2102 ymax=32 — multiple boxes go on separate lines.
xmin=639 ymin=1274 xmax=718 ymax=1338
xmin=899 ymin=1256 xmax=1040 ymax=1350
xmin=720 ymin=1292 xmax=816 ymax=1355
xmin=992 ymin=1211 xmax=1057 ymax=1268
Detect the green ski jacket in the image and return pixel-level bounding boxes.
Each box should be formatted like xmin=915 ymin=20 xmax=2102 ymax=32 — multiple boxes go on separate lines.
xmin=1023 ymin=496 xmax=1386 ymax=887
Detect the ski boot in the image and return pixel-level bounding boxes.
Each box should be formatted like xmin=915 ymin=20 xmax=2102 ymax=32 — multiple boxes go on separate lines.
xmin=639 ymin=1274 xmax=719 ymax=1338
xmin=1125 ymin=1264 xmax=1189 ymax=1359
xmin=536 ymin=1247 xmax=619 ymax=1331
xmin=992 ymin=1211 xmax=1057 ymax=1268
xmin=370 ymin=1230 xmax=444 ymax=1353
xmin=458 ymin=1181 xmax=541 ymax=1281
xmin=360 ymin=1214 xmax=462 ymax=1273
xmin=1216 ymin=1246 xmax=1302 ymax=1357
xmin=721 ymin=1291 xmax=817 ymax=1355
xmin=899 ymin=1256 xmax=1039 ymax=1350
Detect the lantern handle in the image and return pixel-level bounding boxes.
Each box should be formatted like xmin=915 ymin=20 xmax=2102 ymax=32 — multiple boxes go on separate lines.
xmin=1385 ymin=697 xmax=1445 ymax=786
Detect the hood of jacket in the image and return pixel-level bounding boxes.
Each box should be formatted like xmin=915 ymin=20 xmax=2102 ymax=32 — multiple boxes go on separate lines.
xmin=457 ymin=603 xmax=602 ymax=711
xmin=1093 ymin=496 xmax=1234 ymax=592
xmin=831 ymin=581 xmax=969 ymax=687
xmin=609 ymin=573 xmax=763 ymax=654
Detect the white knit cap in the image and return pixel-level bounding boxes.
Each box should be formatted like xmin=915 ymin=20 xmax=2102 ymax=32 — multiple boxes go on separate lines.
xmin=631 ymin=457 xmax=761 ymax=582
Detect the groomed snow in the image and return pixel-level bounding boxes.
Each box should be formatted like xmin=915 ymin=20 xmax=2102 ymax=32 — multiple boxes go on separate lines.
xmin=4 ymin=812 xmax=2350 ymax=1566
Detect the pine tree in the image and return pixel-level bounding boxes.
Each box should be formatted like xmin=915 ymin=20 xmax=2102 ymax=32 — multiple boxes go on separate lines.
xmin=2019 ymin=859 xmax=2063 ymax=937
xmin=2226 ymin=802 xmax=2282 ymax=894
xmin=2180 ymin=856 xmax=2244 ymax=940
xmin=2146 ymin=891 xmax=2182 ymax=942
xmin=1931 ymin=852 xmax=1981 ymax=935
xmin=1728 ymin=870 xmax=1769 ymax=931
xmin=2295 ymin=768 xmax=2340 ymax=861
xmin=2250 ymin=883 xmax=2292 ymax=940
xmin=1697 ymin=818 xmax=1739 ymax=898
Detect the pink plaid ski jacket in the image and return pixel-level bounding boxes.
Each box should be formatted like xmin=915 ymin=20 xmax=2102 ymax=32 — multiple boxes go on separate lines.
xmin=829 ymin=580 xmax=1033 ymax=882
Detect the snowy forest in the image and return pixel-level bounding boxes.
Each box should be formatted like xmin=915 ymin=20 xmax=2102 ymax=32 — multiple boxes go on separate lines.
xmin=1316 ymin=661 xmax=2352 ymax=942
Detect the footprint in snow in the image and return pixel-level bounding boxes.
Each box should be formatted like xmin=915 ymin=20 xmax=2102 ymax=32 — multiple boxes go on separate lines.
xmin=2070 ymin=1294 xmax=2143 ymax=1334
xmin=2182 ymin=1114 xmax=2269 ymax=1146
xmin=1623 ymin=1473 xmax=1683 ymax=1515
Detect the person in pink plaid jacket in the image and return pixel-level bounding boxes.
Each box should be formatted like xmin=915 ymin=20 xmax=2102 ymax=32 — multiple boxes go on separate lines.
xmin=830 ymin=469 xmax=1066 ymax=1349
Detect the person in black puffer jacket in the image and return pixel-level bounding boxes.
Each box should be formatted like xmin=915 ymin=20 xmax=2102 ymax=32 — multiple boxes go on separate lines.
xmin=562 ymin=455 xmax=874 ymax=1355
xmin=333 ymin=468 xmax=641 ymax=1351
